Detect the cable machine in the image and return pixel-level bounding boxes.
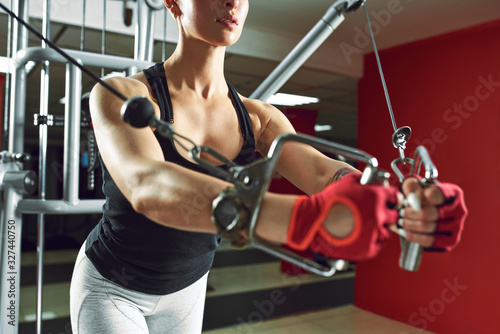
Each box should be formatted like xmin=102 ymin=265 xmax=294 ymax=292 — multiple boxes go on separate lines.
xmin=0 ymin=1 xmax=441 ymax=333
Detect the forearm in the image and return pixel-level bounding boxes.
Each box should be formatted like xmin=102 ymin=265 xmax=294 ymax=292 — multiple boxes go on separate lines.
xmin=131 ymin=160 xmax=228 ymax=233
xmin=132 ymin=160 xmax=357 ymax=246
xmin=273 ymin=142 xmax=360 ymax=195
xmin=130 ymin=160 xmax=298 ymax=240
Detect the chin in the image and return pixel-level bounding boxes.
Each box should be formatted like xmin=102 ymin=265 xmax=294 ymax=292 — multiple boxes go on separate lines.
xmin=212 ymin=30 xmax=242 ymax=47
xmin=212 ymin=38 xmax=240 ymax=47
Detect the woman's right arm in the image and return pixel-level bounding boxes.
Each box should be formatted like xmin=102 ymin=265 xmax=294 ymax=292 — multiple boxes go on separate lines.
xmin=90 ymin=77 xmax=297 ymax=239
xmin=90 ymin=77 xmax=227 ymax=233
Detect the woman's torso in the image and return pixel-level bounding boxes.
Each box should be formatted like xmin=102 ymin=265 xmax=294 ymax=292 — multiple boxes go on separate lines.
xmin=85 ymin=62 xmax=257 ymax=295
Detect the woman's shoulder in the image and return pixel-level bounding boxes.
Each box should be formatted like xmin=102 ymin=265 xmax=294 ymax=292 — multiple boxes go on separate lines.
xmin=238 ymin=94 xmax=296 ymax=150
xmin=240 ymin=94 xmax=278 ymax=120
xmin=89 ymin=72 xmax=160 ymax=123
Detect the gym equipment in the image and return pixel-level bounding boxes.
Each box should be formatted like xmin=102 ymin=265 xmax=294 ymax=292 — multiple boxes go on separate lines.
xmin=0 ymin=2 xmax=465 ymax=333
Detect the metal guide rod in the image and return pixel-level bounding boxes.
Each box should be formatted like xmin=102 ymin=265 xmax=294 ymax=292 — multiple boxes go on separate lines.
xmin=144 ymin=3 xmax=157 ymax=61
xmin=135 ymin=0 xmax=159 ymax=62
xmin=64 ymin=64 xmax=83 ymax=205
xmin=36 ymin=0 xmax=50 ymax=331
xmin=81 ymin=0 xmax=86 ymax=51
xmin=250 ymin=0 xmax=350 ymax=102
xmin=2 ymin=0 xmax=13 ymax=150
xmin=101 ymin=0 xmax=107 ymax=77
xmin=162 ymin=7 xmax=167 ymax=60
xmin=8 ymin=0 xmax=28 ymax=153
xmin=135 ymin=0 xmax=145 ymax=61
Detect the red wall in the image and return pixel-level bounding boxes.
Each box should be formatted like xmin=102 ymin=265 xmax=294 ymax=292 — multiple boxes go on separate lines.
xmin=355 ymin=20 xmax=500 ymax=333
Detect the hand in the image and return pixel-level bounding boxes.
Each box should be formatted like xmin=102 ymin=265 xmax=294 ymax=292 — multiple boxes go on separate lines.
xmin=398 ymin=177 xmax=467 ymax=251
xmin=286 ymin=173 xmax=400 ymax=261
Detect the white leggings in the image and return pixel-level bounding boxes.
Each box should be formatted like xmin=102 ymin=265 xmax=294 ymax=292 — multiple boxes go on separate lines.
xmin=70 ymin=243 xmax=208 ymax=334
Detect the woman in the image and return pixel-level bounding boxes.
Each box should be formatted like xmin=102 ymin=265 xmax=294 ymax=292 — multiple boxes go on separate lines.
xmin=70 ymin=0 xmax=466 ymax=333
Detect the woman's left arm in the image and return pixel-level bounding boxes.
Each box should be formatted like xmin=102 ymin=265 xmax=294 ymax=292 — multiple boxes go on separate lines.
xmin=245 ymin=98 xmax=359 ymax=195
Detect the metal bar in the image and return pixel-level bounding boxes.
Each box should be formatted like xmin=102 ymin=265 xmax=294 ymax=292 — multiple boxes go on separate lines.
xmin=101 ymin=0 xmax=107 ymax=77
xmin=250 ymin=2 xmax=346 ymax=102
xmin=17 ymin=199 xmax=105 ymax=215
xmin=9 ymin=0 xmax=29 ymax=153
xmin=162 ymin=7 xmax=167 ymax=60
xmin=81 ymin=0 xmax=86 ymax=51
xmin=10 ymin=70 xmax=28 ymax=138
xmin=134 ymin=0 xmax=157 ymax=62
xmin=36 ymin=0 xmax=51 ymax=330
xmin=134 ymin=0 xmax=145 ymax=61
xmin=144 ymin=6 xmax=156 ymax=62
xmin=2 ymin=1 xmax=28 ymax=332
xmin=15 ymin=47 xmax=154 ymax=72
xmin=0 ymin=187 xmax=23 ymax=334
xmin=2 ymin=0 xmax=14 ymax=150
xmin=63 ymin=64 xmax=82 ymax=205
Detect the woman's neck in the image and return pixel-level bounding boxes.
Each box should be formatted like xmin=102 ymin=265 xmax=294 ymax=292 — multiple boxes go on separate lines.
xmin=164 ymin=40 xmax=227 ymax=99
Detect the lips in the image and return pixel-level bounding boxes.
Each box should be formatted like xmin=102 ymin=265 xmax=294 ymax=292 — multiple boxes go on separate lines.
xmin=216 ymin=15 xmax=238 ymax=26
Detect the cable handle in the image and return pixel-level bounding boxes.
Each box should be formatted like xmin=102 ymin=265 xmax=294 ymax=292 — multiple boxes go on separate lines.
xmin=396 ymin=145 xmax=438 ymax=271
xmin=242 ymin=133 xmax=393 ymax=277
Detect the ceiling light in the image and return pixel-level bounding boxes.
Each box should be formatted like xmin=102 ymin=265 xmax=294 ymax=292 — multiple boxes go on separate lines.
xmin=266 ymin=93 xmax=319 ymax=106
xmin=102 ymin=71 xmax=126 ymax=80
xmin=314 ymin=124 xmax=332 ymax=132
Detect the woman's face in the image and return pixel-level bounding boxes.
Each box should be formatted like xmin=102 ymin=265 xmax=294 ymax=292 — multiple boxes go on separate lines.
xmin=176 ymin=0 xmax=249 ymax=47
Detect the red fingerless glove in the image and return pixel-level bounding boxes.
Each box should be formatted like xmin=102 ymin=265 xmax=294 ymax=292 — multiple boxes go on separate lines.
xmin=428 ymin=182 xmax=467 ymax=251
xmin=286 ymin=173 xmax=400 ymax=261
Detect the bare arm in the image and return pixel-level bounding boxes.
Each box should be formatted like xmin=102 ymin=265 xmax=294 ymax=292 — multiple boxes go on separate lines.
xmin=90 ymin=77 xmax=224 ymax=233
xmin=244 ymin=98 xmax=360 ymax=195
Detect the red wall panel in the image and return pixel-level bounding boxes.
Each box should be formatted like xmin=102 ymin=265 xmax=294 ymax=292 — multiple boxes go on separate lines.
xmin=355 ymin=19 xmax=500 ymax=333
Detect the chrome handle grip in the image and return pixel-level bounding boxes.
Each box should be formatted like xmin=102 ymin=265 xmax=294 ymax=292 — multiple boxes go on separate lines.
xmin=398 ymin=145 xmax=438 ymax=271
